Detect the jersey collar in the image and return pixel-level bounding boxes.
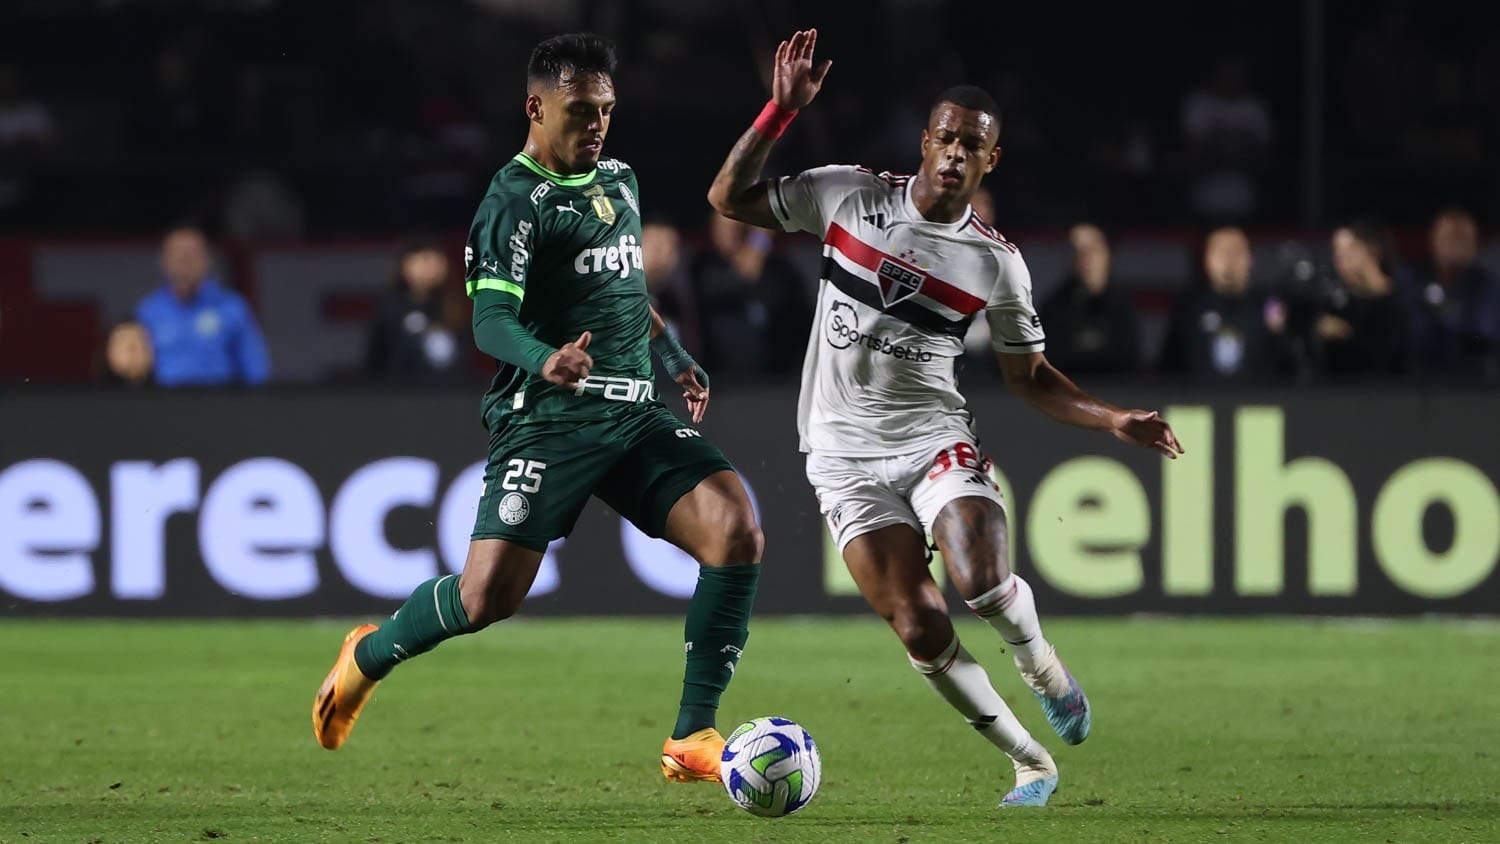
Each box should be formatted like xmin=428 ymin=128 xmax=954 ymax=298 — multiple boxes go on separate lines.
xmin=902 ymin=178 xmax=973 ymax=232
xmin=513 ymin=152 xmax=597 ymax=187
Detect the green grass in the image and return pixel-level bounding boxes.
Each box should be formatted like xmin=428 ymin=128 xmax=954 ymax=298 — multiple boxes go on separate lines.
xmin=2 ymin=618 xmax=1497 ymax=843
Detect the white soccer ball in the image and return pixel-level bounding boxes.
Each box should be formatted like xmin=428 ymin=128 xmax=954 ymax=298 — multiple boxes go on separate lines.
xmin=719 ymin=716 xmax=821 ymax=818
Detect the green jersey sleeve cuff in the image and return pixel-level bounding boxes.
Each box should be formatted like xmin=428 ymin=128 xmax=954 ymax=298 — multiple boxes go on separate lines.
xmin=467 ymin=277 xmax=525 ymax=301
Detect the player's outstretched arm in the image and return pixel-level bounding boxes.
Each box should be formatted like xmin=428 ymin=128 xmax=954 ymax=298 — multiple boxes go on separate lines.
xmin=996 ymin=351 xmax=1186 ymax=459
xmin=707 ymin=28 xmax=832 ymax=229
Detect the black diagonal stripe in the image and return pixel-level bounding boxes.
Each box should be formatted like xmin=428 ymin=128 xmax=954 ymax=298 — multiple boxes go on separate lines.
xmin=1002 ymin=338 xmax=1046 ymax=348
xmin=822 ymin=254 xmax=971 ymax=338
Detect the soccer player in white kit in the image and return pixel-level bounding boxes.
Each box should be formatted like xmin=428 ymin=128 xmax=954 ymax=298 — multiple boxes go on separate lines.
xmin=709 ymin=30 xmax=1185 ymax=808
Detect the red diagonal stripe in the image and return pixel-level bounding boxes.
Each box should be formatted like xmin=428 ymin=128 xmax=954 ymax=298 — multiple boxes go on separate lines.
xmin=826 ymin=223 xmax=986 ymax=314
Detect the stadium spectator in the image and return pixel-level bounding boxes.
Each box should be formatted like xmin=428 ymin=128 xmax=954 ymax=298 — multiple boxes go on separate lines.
xmin=0 ymin=63 xmax=55 ymax=225
xmin=103 ymin=321 xmax=154 ymax=388
xmin=1411 ymin=208 xmax=1500 ymax=378
xmin=136 ymin=226 xmax=271 ymax=387
xmin=364 ymin=239 xmax=468 ymax=382
xmin=643 ymin=221 xmax=699 ymax=356
xmin=1161 ymin=226 xmax=1286 ymax=381
xmin=1316 ymin=221 xmax=1411 ymax=377
xmin=689 ymin=213 xmax=811 ymax=377
xmin=1181 ymin=56 xmax=1271 ymax=221
xmin=1037 ymin=224 xmax=1141 ymax=375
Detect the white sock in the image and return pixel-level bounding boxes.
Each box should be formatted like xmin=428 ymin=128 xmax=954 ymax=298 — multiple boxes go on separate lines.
xmin=908 ymin=636 xmax=1044 ymax=764
xmin=966 ymin=574 xmax=1050 ymax=671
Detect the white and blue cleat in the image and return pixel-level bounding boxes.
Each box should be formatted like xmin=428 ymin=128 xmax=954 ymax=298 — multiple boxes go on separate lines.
xmin=1000 ymin=747 xmax=1058 ymax=808
xmin=1019 ymin=646 xmax=1091 ymax=745
xmin=1000 ymin=776 xmax=1058 ymax=808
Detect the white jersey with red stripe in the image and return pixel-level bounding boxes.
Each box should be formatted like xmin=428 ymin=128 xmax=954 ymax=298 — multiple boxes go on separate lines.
xmin=769 ymin=164 xmax=1045 ymax=457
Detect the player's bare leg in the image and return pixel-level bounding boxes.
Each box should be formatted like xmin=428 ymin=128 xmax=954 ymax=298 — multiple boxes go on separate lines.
xmin=933 ymin=497 xmax=1091 ymax=745
xmin=455 ymin=539 xmax=548 ymax=628
xmin=312 ymin=539 xmax=543 ymax=749
xmin=657 ymin=469 xmax=764 ymax=783
xmin=843 ymin=523 xmax=1058 ymax=807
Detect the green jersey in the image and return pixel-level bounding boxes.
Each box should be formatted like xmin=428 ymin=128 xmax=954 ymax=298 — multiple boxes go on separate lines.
xmin=465 ymin=152 xmax=653 ymax=425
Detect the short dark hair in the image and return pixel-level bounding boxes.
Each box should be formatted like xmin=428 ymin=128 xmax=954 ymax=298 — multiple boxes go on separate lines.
xmin=932 ymin=84 xmax=1002 ymax=132
xmin=528 ymin=33 xmax=617 ymax=88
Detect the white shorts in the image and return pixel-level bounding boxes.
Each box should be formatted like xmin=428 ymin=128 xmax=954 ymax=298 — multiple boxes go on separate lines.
xmin=806 ymin=440 xmax=1007 ymax=552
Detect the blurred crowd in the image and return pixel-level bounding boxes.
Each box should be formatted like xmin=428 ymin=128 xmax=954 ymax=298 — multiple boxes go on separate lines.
xmin=1046 ymin=209 xmax=1500 ymax=384
xmin=2 ymin=0 xmax=1498 ymax=232
xmin=6 ymin=0 xmax=1497 ymax=389
xmin=102 ymin=201 xmax=1499 ymax=389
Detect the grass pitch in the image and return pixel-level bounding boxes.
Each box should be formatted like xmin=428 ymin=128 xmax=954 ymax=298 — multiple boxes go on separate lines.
xmin=1 ymin=617 xmax=1496 ymax=843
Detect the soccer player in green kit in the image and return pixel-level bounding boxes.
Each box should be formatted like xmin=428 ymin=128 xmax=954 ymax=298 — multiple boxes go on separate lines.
xmin=313 ymin=33 xmax=762 ymax=784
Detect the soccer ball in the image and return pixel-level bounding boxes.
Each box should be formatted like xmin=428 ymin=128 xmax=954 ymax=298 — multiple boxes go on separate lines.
xmin=719 ymin=716 xmax=821 ymax=818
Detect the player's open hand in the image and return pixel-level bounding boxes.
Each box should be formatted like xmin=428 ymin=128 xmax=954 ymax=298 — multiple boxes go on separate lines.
xmin=544 ymin=331 xmax=593 ymax=390
xmin=1112 ymin=410 xmax=1185 ymax=459
xmin=677 ymin=368 xmax=710 ymax=424
xmin=773 ymin=29 xmax=832 ymax=112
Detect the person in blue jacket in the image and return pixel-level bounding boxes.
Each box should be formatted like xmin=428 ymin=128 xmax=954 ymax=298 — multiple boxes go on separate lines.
xmin=135 ymin=226 xmax=270 ymax=386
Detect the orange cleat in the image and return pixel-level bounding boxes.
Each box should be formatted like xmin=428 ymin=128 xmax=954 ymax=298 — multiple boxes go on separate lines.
xmin=312 ymin=624 xmax=380 ymax=750
xmin=660 ymin=727 xmax=726 ymax=783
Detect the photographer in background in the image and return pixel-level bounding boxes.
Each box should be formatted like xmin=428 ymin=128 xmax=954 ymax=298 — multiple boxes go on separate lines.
xmin=1315 ymin=221 xmax=1411 ymax=378
xmin=1160 ymin=226 xmax=1286 ymax=381
xmin=1038 ymin=224 xmax=1141 ymax=376
xmin=690 ymin=212 xmax=810 ymax=378
xmin=1412 ymin=208 xmax=1500 ymax=379
xmin=364 ymin=238 xmax=470 ymax=382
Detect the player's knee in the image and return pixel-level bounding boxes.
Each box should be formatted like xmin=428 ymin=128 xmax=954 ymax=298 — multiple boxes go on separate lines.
xmin=694 ymin=507 xmax=762 ymax=567
xmin=459 ymin=579 xmax=523 ymax=629
xmin=723 ymin=512 xmax=765 ymax=564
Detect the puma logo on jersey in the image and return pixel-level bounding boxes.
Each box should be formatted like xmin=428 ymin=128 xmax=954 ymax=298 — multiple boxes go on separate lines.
xmin=556 ymin=203 xmax=583 ymax=217
xmin=573 ymin=234 xmax=644 ymax=279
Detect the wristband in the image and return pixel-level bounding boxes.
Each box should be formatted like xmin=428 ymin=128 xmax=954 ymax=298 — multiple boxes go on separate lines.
xmin=650 ymin=330 xmax=708 ymax=389
xmin=753 ymin=100 xmax=797 ymax=140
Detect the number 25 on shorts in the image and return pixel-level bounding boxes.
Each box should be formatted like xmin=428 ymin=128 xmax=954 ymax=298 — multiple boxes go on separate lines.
xmin=501 ymin=459 xmax=547 ymax=493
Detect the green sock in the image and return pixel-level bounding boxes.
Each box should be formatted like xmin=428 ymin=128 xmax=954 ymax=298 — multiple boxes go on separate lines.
xmin=353 ymin=574 xmax=472 ymax=680
xmin=673 ymin=563 xmax=760 ymax=740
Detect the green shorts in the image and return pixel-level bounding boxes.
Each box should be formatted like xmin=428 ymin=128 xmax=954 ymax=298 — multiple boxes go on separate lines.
xmin=472 ymin=404 xmax=735 ymax=551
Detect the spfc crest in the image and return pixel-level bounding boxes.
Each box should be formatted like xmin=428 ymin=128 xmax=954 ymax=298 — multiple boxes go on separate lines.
xmin=876 ymin=258 xmax=925 ymax=306
xmin=584 ymin=185 xmax=616 ymax=226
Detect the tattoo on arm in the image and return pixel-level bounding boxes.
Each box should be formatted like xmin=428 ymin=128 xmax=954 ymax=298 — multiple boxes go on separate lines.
xmin=708 ymin=128 xmax=781 ymax=229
